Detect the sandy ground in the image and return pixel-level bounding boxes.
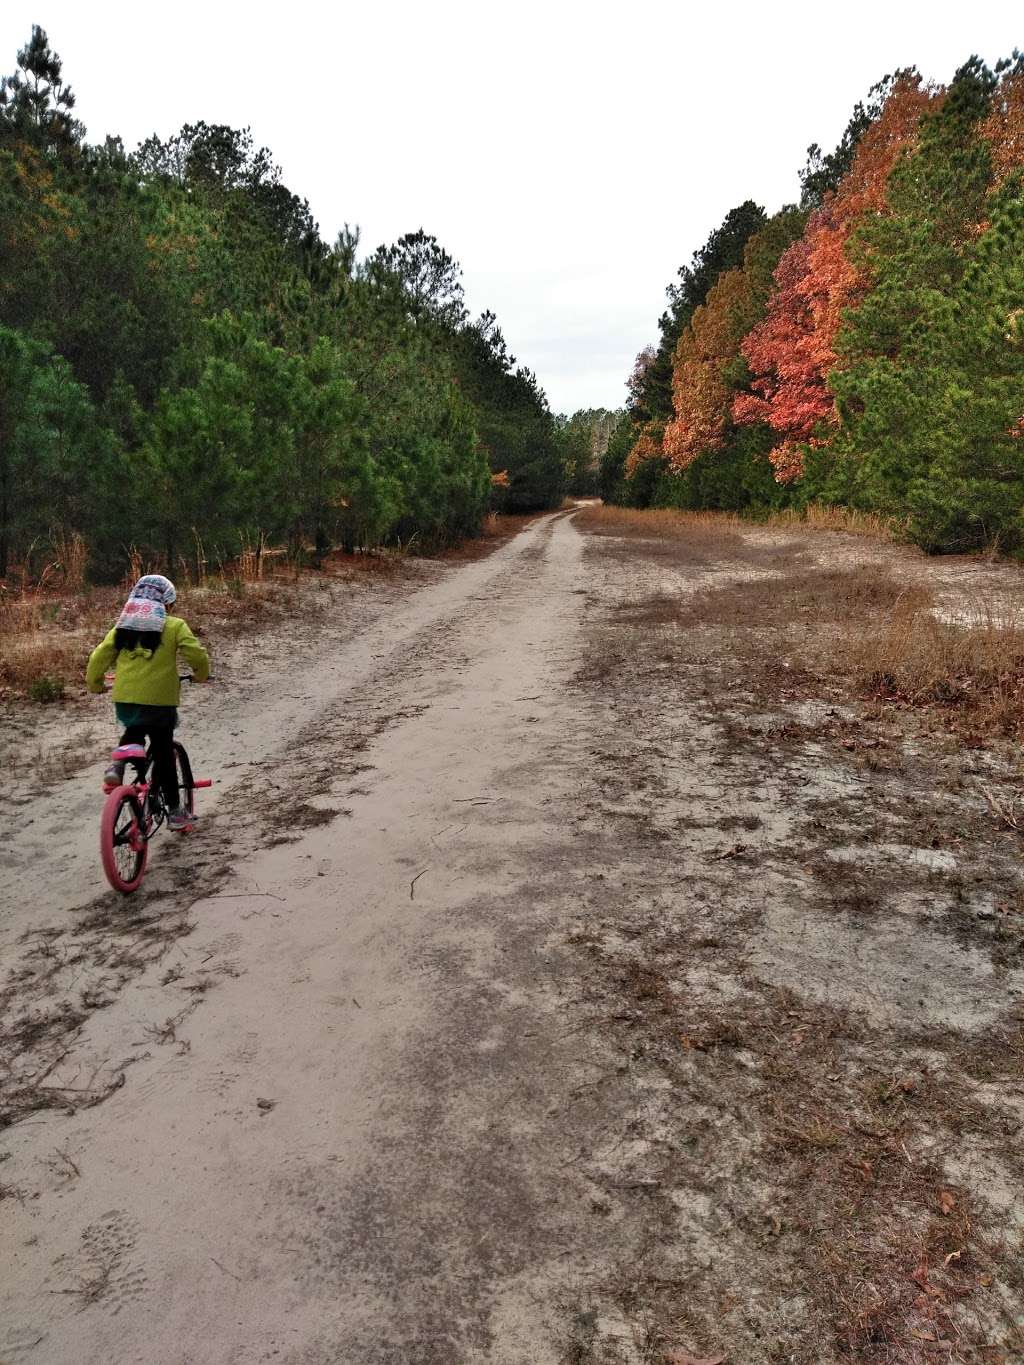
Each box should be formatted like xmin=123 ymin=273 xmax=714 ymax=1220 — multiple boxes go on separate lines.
xmin=1 ymin=510 xmax=1023 ymax=1364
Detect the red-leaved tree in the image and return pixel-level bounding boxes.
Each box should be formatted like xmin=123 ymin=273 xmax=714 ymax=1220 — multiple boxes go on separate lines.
xmin=733 ymin=73 xmax=940 ymax=481
xmin=660 ymin=209 xmax=807 ymax=474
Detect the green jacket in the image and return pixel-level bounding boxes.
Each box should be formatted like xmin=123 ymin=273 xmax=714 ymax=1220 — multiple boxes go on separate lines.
xmin=86 ymin=616 xmax=210 ymax=707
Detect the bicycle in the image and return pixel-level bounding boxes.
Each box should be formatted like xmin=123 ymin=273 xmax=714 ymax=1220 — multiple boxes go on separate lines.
xmin=99 ymin=676 xmax=212 ymax=894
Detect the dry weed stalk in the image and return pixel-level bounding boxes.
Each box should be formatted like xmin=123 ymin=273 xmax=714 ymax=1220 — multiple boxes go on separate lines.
xmin=980 ymin=785 xmax=1022 ymax=831
xmin=191 ymin=528 xmax=208 ymax=587
xmin=50 ymin=529 xmax=88 ymax=591
xmin=236 ymin=531 xmax=264 ymax=583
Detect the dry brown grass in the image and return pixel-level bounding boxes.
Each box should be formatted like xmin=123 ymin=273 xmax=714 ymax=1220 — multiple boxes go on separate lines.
xmin=572 ymin=506 xmax=778 ymax=579
xmin=1 ymin=510 xmax=516 ymax=702
xmin=852 ymin=601 xmax=1024 ymax=739
xmin=597 ymin=523 xmax=1024 ymax=743
xmin=0 ymin=584 xmax=119 ymax=700
xmin=0 ymin=575 xmax=304 ymax=703
xmin=574 ymin=501 xmax=903 ymax=544
xmin=573 ymin=503 xmax=745 ymax=545
xmin=677 ymin=564 xmax=930 ymax=629
xmin=690 ymin=560 xmax=1024 ymax=743
xmin=1 ymin=514 xmax=453 ymax=703
xmin=768 ymin=503 xmax=906 ymax=540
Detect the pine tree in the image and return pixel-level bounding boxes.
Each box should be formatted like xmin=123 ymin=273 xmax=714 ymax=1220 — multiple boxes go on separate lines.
xmin=0 ymin=26 xmax=82 ymax=160
xmin=888 ymin=188 xmax=1024 ymax=550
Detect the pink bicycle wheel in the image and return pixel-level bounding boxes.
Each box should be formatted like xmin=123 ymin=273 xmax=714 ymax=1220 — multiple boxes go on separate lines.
xmin=100 ymin=788 xmax=149 ymax=893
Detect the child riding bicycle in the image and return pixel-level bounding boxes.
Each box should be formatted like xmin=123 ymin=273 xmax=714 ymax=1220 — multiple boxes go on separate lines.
xmin=86 ymin=574 xmax=210 ymax=830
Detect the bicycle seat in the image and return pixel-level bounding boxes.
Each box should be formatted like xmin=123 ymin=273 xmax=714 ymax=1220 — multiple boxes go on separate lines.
xmin=111 ymin=743 xmax=148 ymax=762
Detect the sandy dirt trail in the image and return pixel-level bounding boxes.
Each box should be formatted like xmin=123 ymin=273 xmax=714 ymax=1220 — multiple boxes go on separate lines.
xmin=4 ymin=508 xmax=1024 ymax=1364
xmin=1 ymin=511 xmax=642 ymax=1364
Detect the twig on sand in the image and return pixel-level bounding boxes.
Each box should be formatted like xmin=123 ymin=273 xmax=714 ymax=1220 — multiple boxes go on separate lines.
xmin=453 ymin=796 xmax=503 ymax=805
xmin=35 ymin=1076 xmax=123 ymax=1097
xmin=431 ymin=823 xmax=467 ymax=848
xmin=410 ymin=868 xmax=430 ymax=900
xmin=709 ymin=843 xmax=749 ymax=862
xmin=210 ymin=1257 xmax=244 ymax=1282
xmin=137 ymin=1007 xmax=192 ymax=1047
xmin=202 ymin=892 xmax=285 ymax=903
xmin=53 ymin=1147 xmax=81 ymax=1179
xmin=49 ymin=1265 xmax=112 ymax=1303
xmin=28 ymin=1048 xmax=72 ymax=1088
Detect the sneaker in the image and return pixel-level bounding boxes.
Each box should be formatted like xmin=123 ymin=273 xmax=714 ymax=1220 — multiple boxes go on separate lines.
xmin=103 ymin=762 xmax=125 ymax=791
xmin=167 ymin=807 xmax=194 ymax=832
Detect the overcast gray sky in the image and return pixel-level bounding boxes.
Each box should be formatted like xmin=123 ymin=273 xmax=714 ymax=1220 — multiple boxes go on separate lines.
xmin=2 ymin=2 xmax=1020 ymax=414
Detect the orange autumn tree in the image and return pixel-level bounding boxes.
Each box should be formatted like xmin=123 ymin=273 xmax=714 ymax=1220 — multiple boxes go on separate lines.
xmin=624 ymin=418 xmax=665 ymax=478
xmin=662 ymin=269 xmax=749 ymax=468
xmin=733 ymin=73 xmax=941 ymax=482
xmin=661 ymin=209 xmax=806 ymax=472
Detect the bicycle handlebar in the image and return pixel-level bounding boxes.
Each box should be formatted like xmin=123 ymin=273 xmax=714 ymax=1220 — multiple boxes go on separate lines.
xmin=100 ymin=672 xmax=209 ymax=695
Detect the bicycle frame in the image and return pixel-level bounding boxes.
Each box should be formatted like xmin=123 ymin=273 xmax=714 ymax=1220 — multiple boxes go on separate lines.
xmin=128 ymin=776 xmax=160 ymax=837
xmin=123 ymin=769 xmax=213 ymax=840
xmin=114 ymin=751 xmax=160 ymax=833
xmin=99 ymin=738 xmax=212 ymax=893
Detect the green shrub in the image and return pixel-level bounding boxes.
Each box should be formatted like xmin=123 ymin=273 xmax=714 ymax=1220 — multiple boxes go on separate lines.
xmin=28 ymin=674 xmax=65 ymax=703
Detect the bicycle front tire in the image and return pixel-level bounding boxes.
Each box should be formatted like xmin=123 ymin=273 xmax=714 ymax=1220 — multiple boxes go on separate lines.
xmin=173 ymin=741 xmax=196 ymax=820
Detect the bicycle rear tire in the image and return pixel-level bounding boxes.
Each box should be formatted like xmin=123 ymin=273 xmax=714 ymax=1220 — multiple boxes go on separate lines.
xmin=101 ymin=788 xmax=148 ymax=893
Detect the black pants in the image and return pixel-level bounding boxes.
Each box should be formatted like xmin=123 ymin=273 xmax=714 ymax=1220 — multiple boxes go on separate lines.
xmin=119 ymin=714 xmax=178 ymax=810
